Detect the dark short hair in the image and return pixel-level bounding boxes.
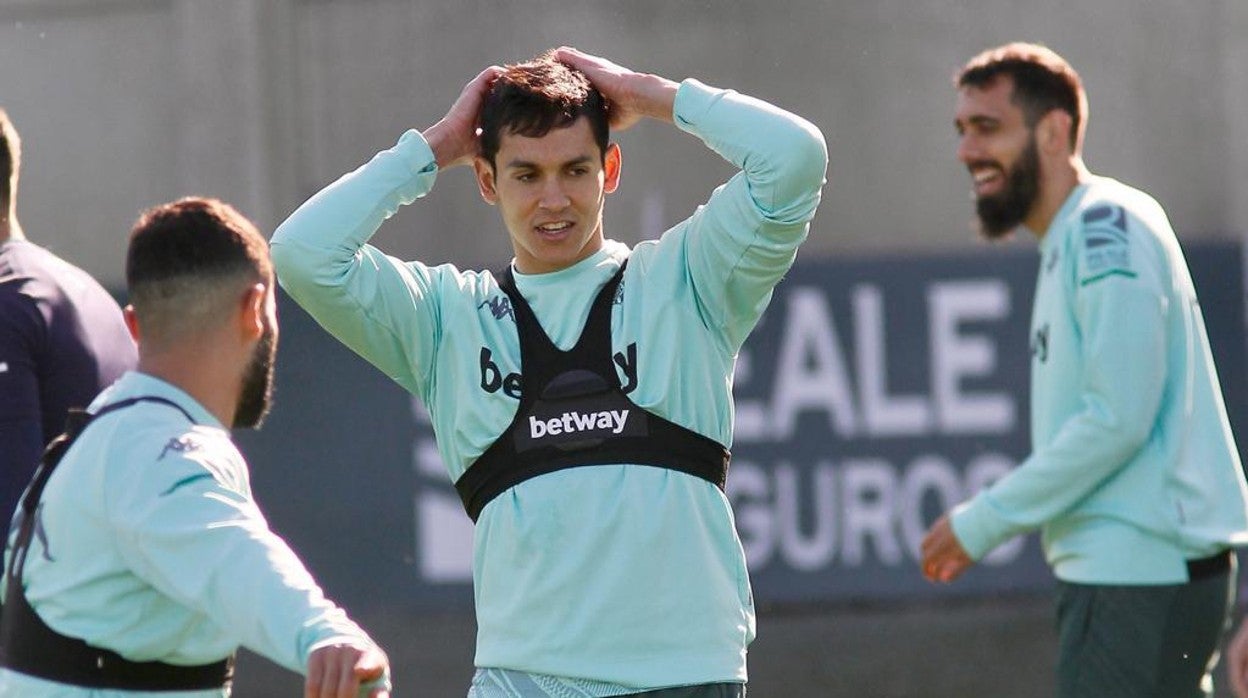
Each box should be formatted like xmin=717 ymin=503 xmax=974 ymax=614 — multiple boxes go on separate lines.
xmin=956 ymin=42 xmax=1086 ymax=150
xmin=126 ymin=197 xmax=271 ymax=335
xmin=478 ymin=50 xmax=609 ymax=166
xmin=0 ymin=109 xmax=21 ymax=208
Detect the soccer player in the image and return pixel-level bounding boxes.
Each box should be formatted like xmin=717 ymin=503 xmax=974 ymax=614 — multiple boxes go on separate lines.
xmin=0 ymin=109 xmax=136 ymax=524
xmin=271 ymin=47 xmax=826 ymax=697
xmin=0 ymin=198 xmax=390 ymax=697
xmin=919 ymin=42 xmax=1248 ymax=697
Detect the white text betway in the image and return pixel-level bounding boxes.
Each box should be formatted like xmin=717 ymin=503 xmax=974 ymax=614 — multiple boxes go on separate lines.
xmin=530 ymin=409 xmax=630 ymax=438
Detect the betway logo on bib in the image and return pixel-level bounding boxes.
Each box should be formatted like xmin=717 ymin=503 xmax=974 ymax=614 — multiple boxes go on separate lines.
xmin=514 ymin=369 xmax=648 ymax=452
xmin=530 ymin=409 xmax=630 ymax=438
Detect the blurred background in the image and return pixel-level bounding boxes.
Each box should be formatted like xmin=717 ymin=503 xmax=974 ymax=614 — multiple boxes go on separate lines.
xmin=2 ymin=0 xmax=1247 ymax=695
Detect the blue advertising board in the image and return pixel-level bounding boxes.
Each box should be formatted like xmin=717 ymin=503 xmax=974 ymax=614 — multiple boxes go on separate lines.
xmin=236 ymin=243 xmax=1246 ymax=612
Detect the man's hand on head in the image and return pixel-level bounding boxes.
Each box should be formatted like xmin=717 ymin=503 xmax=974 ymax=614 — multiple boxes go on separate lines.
xmin=425 ymin=65 xmax=504 ymax=170
xmin=554 ymin=47 xmax=678 ymax=130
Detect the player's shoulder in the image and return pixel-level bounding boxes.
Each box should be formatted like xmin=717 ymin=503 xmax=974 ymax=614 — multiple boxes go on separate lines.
xmin=1065 ymin=177 xmax=1169 ymax=287
xmin=415 ymin=260 xmax=507 ymax=303
xmin=1076 ymin=177 xmax=1169 ymax=236
xmin=97 ymin=404 xmax=245 ymax=489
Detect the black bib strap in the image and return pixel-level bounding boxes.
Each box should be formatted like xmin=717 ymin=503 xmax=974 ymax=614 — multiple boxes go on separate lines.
xmin=455 ymin=260 xmax=731 ymax=522
xmin=1 ymin=396 xmax=236 ymax=691
xmin=458 ymin=413 xmax=729 ymax=522
xmin=1 ymin=585 xmax=235 ymax=690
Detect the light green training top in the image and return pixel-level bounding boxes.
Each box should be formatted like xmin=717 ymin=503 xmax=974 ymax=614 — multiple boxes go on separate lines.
xmin=1 ymin=372 xmax=385 ymax=696
xmin=952 ymin=176 xmax=1248 ymax=584
xmin=271 ymin=79 xmax=827 ymax=690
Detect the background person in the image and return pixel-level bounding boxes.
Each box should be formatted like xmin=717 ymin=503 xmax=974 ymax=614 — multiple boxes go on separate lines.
xmin=0 ymin=197 xmax=390 ymax=697
xmin=0 ymin=108 xmax=136 ymax=524
xmin=920 ymin=42 xmax=1248 ymax=698
xmin=272 ymin=47 xmax=826 ymax=697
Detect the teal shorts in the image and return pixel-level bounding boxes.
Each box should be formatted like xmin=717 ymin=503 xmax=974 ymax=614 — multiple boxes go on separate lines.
xmin=468 ymin=669 xmax=744 ymax=698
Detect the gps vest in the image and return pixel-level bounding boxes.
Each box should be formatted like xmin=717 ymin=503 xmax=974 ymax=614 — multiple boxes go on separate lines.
xmin=0 ymin=397 xmax=236 ymax=691
xmin=454 ymin=260 xmax=731 ymax=522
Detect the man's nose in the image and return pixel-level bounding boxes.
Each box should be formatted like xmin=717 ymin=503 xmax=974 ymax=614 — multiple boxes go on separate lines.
xmin=538 ymin=179 xmax=571 ymax=210
xmin=956 ymin=134 xmax=980 ymax=165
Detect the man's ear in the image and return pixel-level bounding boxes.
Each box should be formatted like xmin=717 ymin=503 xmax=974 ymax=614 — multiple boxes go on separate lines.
xmin=603 ymin=143 xmax=622 ymax=194
xmin=473 ymin=156 xmax=498 ymax=205
xmin=123 ymin=305 xmax=140 ymax=343
xmin=238 ymin=283 xmax=267 ymax=341
xmin=1038 ymin=109 xmax=1073 ymax=156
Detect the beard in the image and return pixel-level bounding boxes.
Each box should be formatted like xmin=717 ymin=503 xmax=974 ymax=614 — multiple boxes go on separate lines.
xmin=233 ymin=324 xmax=276 ymax=429
xmin=974 ymin=135 xmax=1041 ymax=239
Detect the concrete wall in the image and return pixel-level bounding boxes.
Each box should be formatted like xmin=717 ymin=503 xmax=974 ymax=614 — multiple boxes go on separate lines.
xmin=0 ymin=0 xmax=1245 ymax=287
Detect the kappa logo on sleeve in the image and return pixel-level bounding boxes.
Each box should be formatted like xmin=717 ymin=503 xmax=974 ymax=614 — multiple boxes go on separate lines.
xmin=478 ymin=295 xmax=514 ymax=322
xmin=159 ymin=435 xmax=203 ymax=461
xmin=1079 ymin=204 xmax=1136 ymax=286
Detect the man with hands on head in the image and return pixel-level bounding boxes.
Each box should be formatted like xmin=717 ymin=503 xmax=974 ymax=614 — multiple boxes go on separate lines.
xmin=0 ymin=198 xmax=389 ymax=698
xmin=272 ymin=47 xmax=826 ymax=697
xmin=919 ymin=42 xmax=1248 ymax=698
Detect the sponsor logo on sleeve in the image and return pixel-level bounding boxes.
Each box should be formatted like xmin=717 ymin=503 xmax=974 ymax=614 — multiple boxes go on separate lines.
xmin=478 ymin=295 xmax=514 ymax=322
xmin=159 ymin=435 xmax=203 ymax=461
xmin=1079 ymin=204 xmax=1135 ymax=285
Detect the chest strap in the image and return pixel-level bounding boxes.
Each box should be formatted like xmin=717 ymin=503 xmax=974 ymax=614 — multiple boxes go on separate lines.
xmin=1 ymin=397 xmax=236 ymax=691
xmin=455 ymin=261 xmax=730 ymax=522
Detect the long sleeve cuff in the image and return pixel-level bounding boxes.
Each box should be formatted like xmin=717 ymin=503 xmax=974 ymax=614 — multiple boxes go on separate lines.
xmin=950 ymin=495 xmax=1013 ymax=562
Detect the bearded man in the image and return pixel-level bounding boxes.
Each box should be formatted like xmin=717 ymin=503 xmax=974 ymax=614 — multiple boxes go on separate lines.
xmin=0 ymin=198 xmax=390 ymax=697
xmin=920 ymin=42 xmax=1248 ymax=698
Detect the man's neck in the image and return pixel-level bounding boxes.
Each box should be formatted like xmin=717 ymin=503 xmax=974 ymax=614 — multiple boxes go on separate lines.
xmin=137 ymin=349 xmax=239 ymax=428
xmin=0 ymin=212 xmax=25 ymax=242
xmin=1023 ymin=157 xmax=1092 ymax=239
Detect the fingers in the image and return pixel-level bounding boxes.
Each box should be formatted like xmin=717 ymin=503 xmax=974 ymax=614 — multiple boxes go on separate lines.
xmin=305 ymin=651 xmax=325 ymax=698
xmin=426 ymin=64 xmax=505 ymax=169
xmin=552 ymin=46 xmax=628 ymax=85
xmin=354 ymin=647 xmax=388 ymax=685
xmin=919 ymin=514 xmax=973 ymax=584
xmin=553 ymin=46 xmax=589 ymax=69
xmin=312 ymin=648 xmax=344 ymax=698
xmin=470 ymin=65 xmax=505 ymax=93
xmin=455 ymin=65 xmax=505 ymax=116
xmin=306 ymin=644 xmax=390 ymax=698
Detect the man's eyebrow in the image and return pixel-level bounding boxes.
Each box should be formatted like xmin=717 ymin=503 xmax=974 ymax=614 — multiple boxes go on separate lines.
xmin=962 ymin=115 xmax=1000 ymax=128
xmin=503 ymin=155 xmax=595 ymax=170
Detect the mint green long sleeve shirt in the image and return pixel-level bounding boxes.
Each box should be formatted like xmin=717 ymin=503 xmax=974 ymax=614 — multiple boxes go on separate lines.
xmin=952 ymin=176 xmax=1248 ymax=584
xmin=1 ymin=372 xmax=384 ymax=696
xmin=271 ymin=79 xmax=826 ymax=689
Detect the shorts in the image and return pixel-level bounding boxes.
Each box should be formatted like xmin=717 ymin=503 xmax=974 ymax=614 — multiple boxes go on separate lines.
xmin=468 ymin=668 xmax=745 ymax=698
xmin=1055 ymin=551 xmax=1236 ymax=698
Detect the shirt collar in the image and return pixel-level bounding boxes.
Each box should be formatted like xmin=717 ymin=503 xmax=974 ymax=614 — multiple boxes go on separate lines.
xmin=89 ymin=371 xmax=224 ymax=429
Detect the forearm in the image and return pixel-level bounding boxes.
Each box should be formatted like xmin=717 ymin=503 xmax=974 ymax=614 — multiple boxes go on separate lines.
xmin=659 ymin=81 xmax=827 ymax=349
xmin=271 ymin=130 xmax=436 ymax=284
xmin=952 ymin=407 xmax=1153 ymax=559
xmin=269 ymin=132 xmax=440 ymax=393
xmin=119 ymin=488 xmax=377 ymax=673
xmin=952 ymin=251 xmax=1170 ymax=560
xmin=623 ymin=72 xmax=679 ymax=124
xmin=674 ymin=80 xmax=827 ymax=227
